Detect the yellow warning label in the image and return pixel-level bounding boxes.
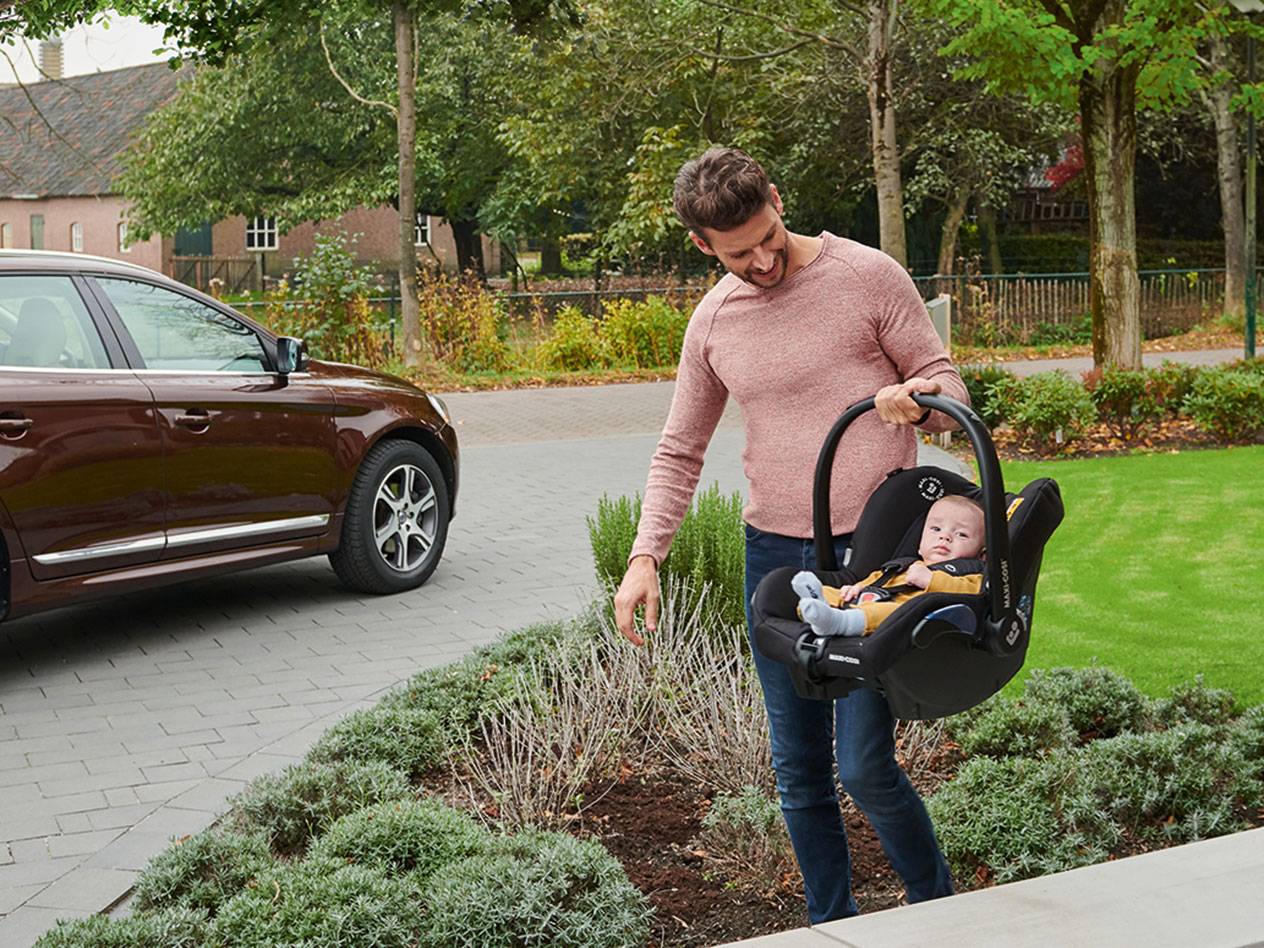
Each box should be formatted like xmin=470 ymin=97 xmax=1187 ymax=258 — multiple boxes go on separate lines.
xmin=1006 ymin=497 xmax=1025 ymax=520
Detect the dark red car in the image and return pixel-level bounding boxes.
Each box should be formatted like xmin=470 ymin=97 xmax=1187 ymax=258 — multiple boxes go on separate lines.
xmin=0 ymin=250 xmax=458 ymax=621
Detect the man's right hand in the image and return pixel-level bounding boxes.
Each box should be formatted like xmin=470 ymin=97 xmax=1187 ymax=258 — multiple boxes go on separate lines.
xmin=614 ymin=555 xmax=660 ymax=647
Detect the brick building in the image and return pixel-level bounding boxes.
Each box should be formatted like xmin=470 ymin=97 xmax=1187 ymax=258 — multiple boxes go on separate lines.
xmin=0 ymin=60 xmax=496 ymax=291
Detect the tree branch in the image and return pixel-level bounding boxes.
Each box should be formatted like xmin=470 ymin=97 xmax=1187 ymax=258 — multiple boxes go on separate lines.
xmin=319 ymin=21 xmax=397 ymax=117
xmin=687 ymin=37 xmax=814 ymax=62
xmin=694 ymin=0 xmax=851 ymax=51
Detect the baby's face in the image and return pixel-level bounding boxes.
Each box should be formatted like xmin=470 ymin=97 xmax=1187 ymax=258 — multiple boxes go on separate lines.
xmin=918 ymin=497 xmax=985 ymax=564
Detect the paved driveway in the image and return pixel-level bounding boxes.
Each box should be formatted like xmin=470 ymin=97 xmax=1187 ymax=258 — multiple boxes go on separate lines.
xmin=0 ymin=379 xmax=966 ymax=944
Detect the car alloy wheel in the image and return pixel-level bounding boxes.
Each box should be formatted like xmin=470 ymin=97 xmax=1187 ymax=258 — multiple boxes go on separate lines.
xmin=373 ymin=462 xmax=439 ymax=572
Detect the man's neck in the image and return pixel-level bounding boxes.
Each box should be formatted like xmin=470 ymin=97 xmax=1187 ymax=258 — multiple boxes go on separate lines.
xmin=784 ymin=231 xmax=824 ymax=280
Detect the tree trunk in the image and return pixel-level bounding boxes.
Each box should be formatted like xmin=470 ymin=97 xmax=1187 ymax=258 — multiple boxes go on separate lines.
xmin=866 ymin=0 xmax=906 ymax=267
xmin=1079 ymin=12 xmax=1142 ymax=370
xmin=394 ymin=1 xmax=422 ymax=366
xmin=540 ymin=236 xmax=563 ymax=275
xmin=1203 ymin=30 xmax=1246 ymax=320
xmin=936 ymin=187 xmax=970 ymax=277
xmin=978 ymin=202 xmax=1004 ymax=274
xmin=451 ymin=218 xmax=486 ymax=279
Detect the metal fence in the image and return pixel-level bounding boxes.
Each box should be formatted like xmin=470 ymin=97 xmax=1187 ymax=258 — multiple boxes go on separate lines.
xmin=170 ymin=256 xmax=260 ymax=294
xmin=913 ymin=268 xmax=1235 ymax=344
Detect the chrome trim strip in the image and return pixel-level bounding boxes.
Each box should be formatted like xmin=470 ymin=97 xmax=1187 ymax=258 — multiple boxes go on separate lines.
xmin=31 ymin=515 xmax=330 ymax=565
xmin=166 ymin=515 xmax=330 ymax=548
xmin=32 ymin=536 xmax=165 ymax=565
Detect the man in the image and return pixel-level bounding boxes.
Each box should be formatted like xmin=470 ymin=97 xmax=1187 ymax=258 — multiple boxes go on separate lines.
xmin=614 ymin=146 xmax=967 ymax=923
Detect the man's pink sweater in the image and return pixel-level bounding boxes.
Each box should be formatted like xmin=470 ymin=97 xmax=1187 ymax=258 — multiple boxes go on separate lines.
xmin=630 ymin=233 xmax=969 ymax=566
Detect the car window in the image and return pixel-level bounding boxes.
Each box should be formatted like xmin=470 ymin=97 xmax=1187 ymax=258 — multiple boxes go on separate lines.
xmin=97 ymin=278 xmax=269 ymax=373
xmin=0 ymin=275 xmax=110 ymax=370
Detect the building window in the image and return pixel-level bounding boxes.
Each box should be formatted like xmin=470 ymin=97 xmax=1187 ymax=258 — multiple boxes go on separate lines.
xmin=0 ymin=223 xmax=10 ymax=248
xmin=30 ymin=214 xmax=44 ymax=250
xmin=117 ymin=221 xmax=131 ymax=254
xmin=245 ymin=216 xmax=278 ymax=251
xmin=413 ymin=212 xmax=431 ymax=247
xmin=70 ymin=222 xmax=83 ymax=253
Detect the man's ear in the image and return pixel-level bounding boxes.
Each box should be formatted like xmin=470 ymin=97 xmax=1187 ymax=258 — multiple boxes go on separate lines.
xmin=770 ymin=183 xmax=784 ymax=216
xmin=689 ymin=230 xmax=716 ymax=256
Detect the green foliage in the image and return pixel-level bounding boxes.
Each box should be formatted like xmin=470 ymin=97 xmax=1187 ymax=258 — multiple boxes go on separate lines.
xmin=1026 ymin=313 xmax=1092 ymax=347
xmin=308 ymin=798 xmax=488 ymax=885
xmin=1146 ymin=360 xmax=1202 ymax=416
xmin=600 ymin=296 xmax=689 ymax=369
xmin=208 ymin=861 xmax=423 ymax=948
xmin=418 ymin=268 xmax=514 ymax=373
xmin=389 ymin=619 xmax=581 ymax=732
xmin=306 ymin=704 xmax=445 ymax=780
xmin=702 ymin=786 xmax=784 ymax=837
xmin=536 ymin=307 xmax=611 ymax=371
xmin=696 ymin=786 xmax=793 ymax=883
xmin=959 ymin=364 xmax=1018 ymax=427
xmin=1081 ymin=366 xmax=1163 ymax=440
xmin=1229 ymin=705 xmax=1264 ymax=782
xmin=1181 ymin=367 xmax=1264 ymax=440
xmin=33 ymin=907 xmax=207 ymax=948
xmin=1077 ymin=724 xmax=1259 ymax=845
xmin=1151 ymin=677 xmax=1238 ymax=728
xmin=133 ymin=829 xmax=272 ymax=915
xmin=263 ymin=233 xmax=386 ymax=368
xmin=229 ymin=760 xmax=411 ymax=856
xmin=952 ymin=696 xmax=1076 ymax=758
xmin=1023 ymin=666 xmax=1150 ymax=739
xmin=588 ymin=484 xmax=746 ymax=630
xmin=1006 ymin=371 xmax=1097 ymax=448
xmin=424 ymin=831 xmax=651 ymax=948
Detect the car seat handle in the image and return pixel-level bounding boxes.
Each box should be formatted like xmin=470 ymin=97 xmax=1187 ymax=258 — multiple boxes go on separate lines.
xmin=811 ymin=393 xmax=1020 ymax=656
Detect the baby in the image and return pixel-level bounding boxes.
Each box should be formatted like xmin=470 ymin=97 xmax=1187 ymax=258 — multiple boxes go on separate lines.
xmin=793 ymin=494 xmax=986 ymax=637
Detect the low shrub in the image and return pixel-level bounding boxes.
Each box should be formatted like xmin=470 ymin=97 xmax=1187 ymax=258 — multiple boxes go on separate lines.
xmin=228 ymin=759 xmax=411 ymax=856
xmin=1228 ymin=705 xmax=1264 ymax=781
xmin=536 ymin=306 xmax=611 ymax=371
xmin=307 ymin=704 xmax=445 ymax=780
xmin=424 ymin=831 xmax=651 ymax=947
xmin=696 ymin=787 xmax=794 ymax=887
xmin=928 ymin=753 xmax=1110 ymax=884
xmin=1181 ymin=367 xmax=1264 ymax=440
xmin=1006 ymin=371 xmax=1097 ymax=448
xmin=1146 ymin=360 xmax=1203 ymax=415
xmin=1023 ymin=666 xmax=1150 ymax=739
xmin=418 ymin=268 xmax=514 ymax=373
xmin=959 ymin=364 xmax=1018 ymax=427
xmin=208 ymin=861 xmax=423 ymax=948
xmin=601 ymin=296 xmax=688 ymax=368
xmin=265 ymin=233 xmax=387 ymax=368
xmin=1150 ymin=677 xmax=1238 ymax=727
xmin=1081 ymin=366 xmax=1162 ymax=440
xmin=1076 ymin=724 xmax=1259 ymax=845
xmin=588 ymin=483 xmax=746 ymax=630
xmin=132 ymin=829 xmax=272 ymax=915
xmin=308 ymin=798 xmax=488 ymax=885
xmin=952 ymin=696 xmax=1076 ymax=758
xmin=33 ymin=907 xmax=207 ymax=948
xmin=1027 ymin=313 xmax=1092 ymax=347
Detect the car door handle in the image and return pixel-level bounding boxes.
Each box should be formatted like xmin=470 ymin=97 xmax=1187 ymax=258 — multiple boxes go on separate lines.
xmin=174 ymin=410 xmax=212 ymax=429
xmin=0 ymin=416 xmax=33 ymax=434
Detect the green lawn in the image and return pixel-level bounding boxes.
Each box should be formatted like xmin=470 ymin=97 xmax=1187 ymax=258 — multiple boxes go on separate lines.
xmin=998 ymin=445 xmax=1264 ymax=705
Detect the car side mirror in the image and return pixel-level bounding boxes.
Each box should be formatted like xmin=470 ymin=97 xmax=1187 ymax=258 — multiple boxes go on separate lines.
xmin=276 ymin=336 xmax=307 ymax=375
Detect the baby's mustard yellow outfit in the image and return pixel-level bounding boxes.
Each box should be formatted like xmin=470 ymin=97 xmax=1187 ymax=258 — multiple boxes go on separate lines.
xmin=820 ymin=560 xmax=984 ymax=635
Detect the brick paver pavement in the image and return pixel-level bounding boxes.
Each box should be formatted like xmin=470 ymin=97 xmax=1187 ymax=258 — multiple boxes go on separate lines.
xmin=0 ymin=377 xmax=966 ymax=944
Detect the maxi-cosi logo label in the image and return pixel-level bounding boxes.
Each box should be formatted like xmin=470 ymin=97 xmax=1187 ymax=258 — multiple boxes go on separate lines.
xmin=828 ymin=654 xmax=861 ymax=665
xmin=917 ymin=476 xmax=944 ymax=501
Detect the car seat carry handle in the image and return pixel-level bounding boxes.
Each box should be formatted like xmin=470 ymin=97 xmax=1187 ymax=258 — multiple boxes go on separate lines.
xmin=812 ymin=393 xmax=1021 ymax=656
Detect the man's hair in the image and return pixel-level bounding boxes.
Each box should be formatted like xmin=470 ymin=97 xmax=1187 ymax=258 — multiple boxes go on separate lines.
xmin=673 ymin=147 xmax=773 ymax=237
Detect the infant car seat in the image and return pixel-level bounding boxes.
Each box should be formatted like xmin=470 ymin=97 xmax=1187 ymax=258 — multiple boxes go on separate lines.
xmin=751 ymin=393 xmax=1063 ymax=720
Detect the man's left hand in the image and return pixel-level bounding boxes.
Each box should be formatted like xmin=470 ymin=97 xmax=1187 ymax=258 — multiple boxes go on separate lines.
xmin=875 ymin=377 xmax=941 ymax=425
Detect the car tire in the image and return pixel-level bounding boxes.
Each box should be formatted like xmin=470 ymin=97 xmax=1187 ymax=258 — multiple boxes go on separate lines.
xmin=329 ymin=439 xmax=450 ymax=595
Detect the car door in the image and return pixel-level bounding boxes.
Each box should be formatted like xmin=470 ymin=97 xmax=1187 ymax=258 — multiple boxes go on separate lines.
xmin=89 ymin=276 xmax=340 ymax=561
xmin=0 ymin=272 xmax=167 ymax=580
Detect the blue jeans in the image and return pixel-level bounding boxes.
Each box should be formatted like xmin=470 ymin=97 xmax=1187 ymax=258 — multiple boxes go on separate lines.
xmin=744 ymin=523 xmax=954 ymax=923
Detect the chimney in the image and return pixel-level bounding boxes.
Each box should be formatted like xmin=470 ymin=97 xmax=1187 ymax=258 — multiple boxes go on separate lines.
xmin=38 ymin=38 xmax=64 ymax=81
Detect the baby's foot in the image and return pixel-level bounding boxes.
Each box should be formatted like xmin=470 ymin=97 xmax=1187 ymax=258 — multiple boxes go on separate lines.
xmin=797 ymin=598 xmax=866 ymax=638
xmin=791 ymin=571 xmax=824 ymax=601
